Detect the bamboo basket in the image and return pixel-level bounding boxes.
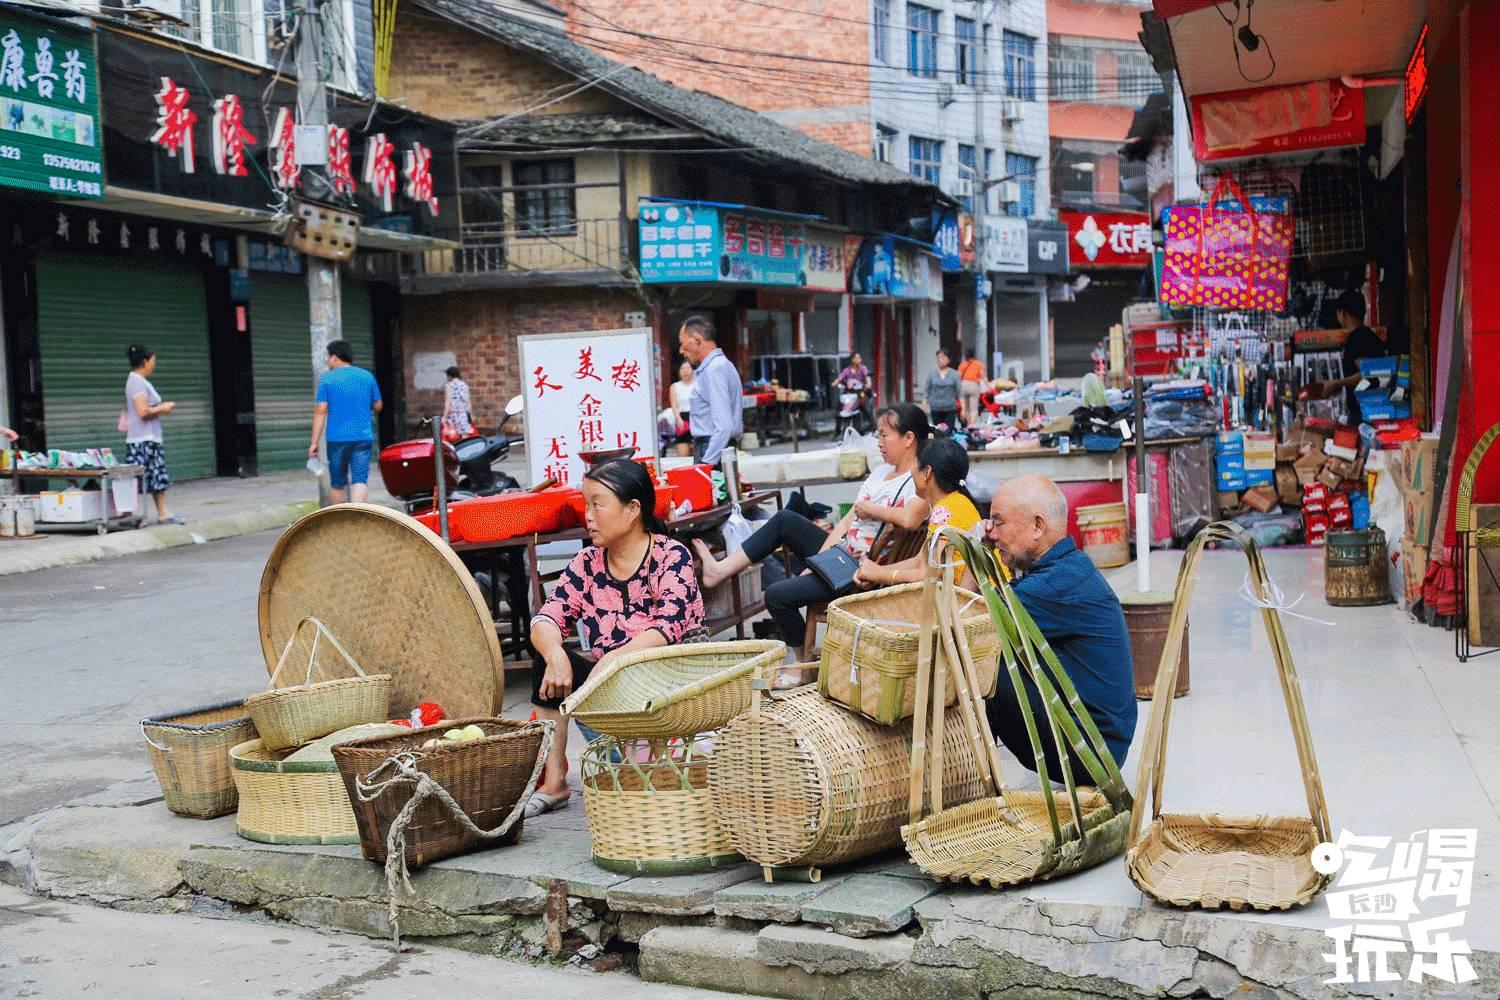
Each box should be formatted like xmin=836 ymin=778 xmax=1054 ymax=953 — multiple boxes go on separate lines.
xmin=333 ymin=717 xmax=550 ymax=868
xmin=581 ymin=736 xmax=741 ymax=874
xmin=819 ymin=582 xmax=1000 ymax=726
xmin=230 ymin=738 xmax=360 ymax=845
xmin=902 ymin=529 xmax=1133 ymax=888
xmin=246 ymin=616 xmax=393 ymax=751
xmin=1125 ymin=522 xmax=1332 ymax=911
xmin=562 ymin=641 xmax=784 ymax=740
xmin=709 ymin=664 xmax=986 ymax=879
xmin=142 ymin=701 xmax=258 ymax=818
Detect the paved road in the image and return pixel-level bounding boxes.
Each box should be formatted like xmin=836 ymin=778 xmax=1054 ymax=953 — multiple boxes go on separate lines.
xmin=0 ymin=885 xmax=762 ymax=1000
xmin=2 ymin=531 xmax=281 ymax=826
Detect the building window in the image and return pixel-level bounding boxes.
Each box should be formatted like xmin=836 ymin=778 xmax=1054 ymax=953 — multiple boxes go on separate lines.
xmin=459 ymin=163 xmax=506 ymax=230
xmin=958 ymin=143 xmax=976 ymax=213
xmin=1003 ymin=30 xmax=1036 ymax=101
xmin=1049 ymin=40 xmax=1096 ymax=100
xmin=955 ymin=16 xmax=977 ymax=86
xmin=907 ymin=4 xmax=939 ymax=79
xmin=909 ymin=136 xmax=942 ymax=185
xmin=873 ymin=0 xmax=890 ymax=63
xmin=1004 ymin=152 xmax=1037 ymax=218
xmin=513 ymin=159 xmax=577 ymax=234
xmin=875 ymin=124 xmax=898 ymax=164
xmin=1116 ymin=48 xmax=1163 ymax=99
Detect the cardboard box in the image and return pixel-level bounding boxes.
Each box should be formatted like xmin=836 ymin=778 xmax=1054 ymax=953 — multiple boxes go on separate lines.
xmin=1276 ymin=465 xmax=1302 ymax=506
xmin=1217 ymin=490 xmax=1241 ymax=511
xmin=1243 ymin=431 xmax=1276 ymax=471
xmin=1277 ymin=440 xmax=1303 ymax=463
xmin=1243 ymin=468 xmax=1275 ymax=488
xmin=1326 ymin=456 xmax=1358 ymax=481
xmin=1243 ymin=486 xmax=1279 ymax=513
xmin=1396 ymin=437 xmax=1440 ymax=546
xmin=1303 ymin=482 xmax=1330 ymax=513
xmin=1325 ymin=441 xmax=1360 ymax=462
xmin=1304 ymin=512 xmax=1330 ymax=546
xmin=1401 ymin=540 xmax=1428 ymax=608
xmin=1317 ymin=465 xmax=1345 ymax=490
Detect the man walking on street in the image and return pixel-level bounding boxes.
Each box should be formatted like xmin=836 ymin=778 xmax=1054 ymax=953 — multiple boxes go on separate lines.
xmin=309 ymin=340 xmax=382 ymax=504
xmin=678 ymin=316 xmax=742 ymax=466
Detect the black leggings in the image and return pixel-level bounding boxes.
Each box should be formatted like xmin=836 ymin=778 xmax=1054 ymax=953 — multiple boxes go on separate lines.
xmin=740 ymin=508 xmax=849 ymax=647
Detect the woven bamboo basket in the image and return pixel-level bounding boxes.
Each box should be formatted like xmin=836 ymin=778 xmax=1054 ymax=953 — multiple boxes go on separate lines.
xmin=246 ymin=616 xmax=393 ymax=751
xmin=902 ymin=530 xmax=1134 ymax=888
xmin=1125 ymin=522 xmax=1332 ymax=911
xmin=562 ymin=640 xmax=784 ymax=740
xmin=142 ymin=701 xmax=258 ymax=818
xmin=709 ymin=683 xmax=986 ymax=877
xmin=819 ymin=582 xmax=1000 ymax=725
xmin=581 ymin=736 xmax=741 ymax=874
xmin=229 ymin=738 xmax=359 ymax=845
xmin=332 ymin=717 xmax=550 ymax=868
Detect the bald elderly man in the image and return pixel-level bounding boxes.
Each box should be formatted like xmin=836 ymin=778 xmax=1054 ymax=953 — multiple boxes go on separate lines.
xmin=981 ymin=474 xmax=1136 ymax=783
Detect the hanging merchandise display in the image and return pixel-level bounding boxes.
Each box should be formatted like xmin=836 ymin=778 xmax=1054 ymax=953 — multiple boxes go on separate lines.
xmin=1161 ymin=176 xmax=1294 ymax=312
xmin=1125 ymin=522 xmax=1332 ymax=911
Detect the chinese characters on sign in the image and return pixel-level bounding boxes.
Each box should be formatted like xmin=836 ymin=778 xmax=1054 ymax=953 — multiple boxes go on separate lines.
xmin=519 ymin=329 xmax=658 ymax=489
xmin=1058 ymin=211 xmax=1153 ymax=269
xmin=0 ymin=11 xmax=102 ymax=198
xmin=1316 ymin=828 xmax=1477 ymax=986
xmin=1191 ymin=78 xmax=1367 ymax=163
xmin=639 ymin=199 xmax=805 ymax=286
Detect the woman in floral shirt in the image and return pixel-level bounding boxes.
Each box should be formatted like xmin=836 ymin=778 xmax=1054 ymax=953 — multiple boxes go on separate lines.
xmin=441 ymin=366 xmax=476 ymax=439
xmin=527 ymin=460 xmax=704 ymax=815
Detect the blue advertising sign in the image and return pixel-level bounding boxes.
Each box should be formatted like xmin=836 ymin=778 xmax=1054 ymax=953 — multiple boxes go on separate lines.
xmin=639 ymin=199 xmax=806 ymax=286
xmin=933 ymin=209 xmax=962 ymax=272
xmin=852 ymin=235 xmax=941 ymax=301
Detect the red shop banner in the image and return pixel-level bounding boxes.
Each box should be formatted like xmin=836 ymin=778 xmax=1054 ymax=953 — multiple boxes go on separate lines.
xmin=1191 ymin=78 xmax=1366 ymax=163
xmin=1058 ymin=210 xmax=1153 ymax=269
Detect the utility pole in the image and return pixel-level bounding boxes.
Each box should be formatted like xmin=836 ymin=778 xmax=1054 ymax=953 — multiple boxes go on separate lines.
xmin=295 ymin=0 xmax=341 ymax=505
xmin=971 ymin=0 xmax=992 ymax=376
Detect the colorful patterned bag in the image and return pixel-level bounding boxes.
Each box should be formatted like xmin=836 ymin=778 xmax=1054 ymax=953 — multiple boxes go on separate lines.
xmin=1161 ymin=175 xmax=1293 ymax=311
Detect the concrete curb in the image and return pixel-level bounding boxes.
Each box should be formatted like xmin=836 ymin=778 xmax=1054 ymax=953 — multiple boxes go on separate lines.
xmin=0 ymin=501 xmax=316 ymax=576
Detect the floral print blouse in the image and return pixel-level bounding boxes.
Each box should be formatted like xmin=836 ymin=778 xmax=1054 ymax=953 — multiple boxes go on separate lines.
xmin=533 ymin=535 xmax=704 ymax=657
xmin=444 ymin=378 xmax=475 ymax=437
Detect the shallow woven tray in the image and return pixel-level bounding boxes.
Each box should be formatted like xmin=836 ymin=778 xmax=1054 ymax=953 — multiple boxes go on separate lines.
xmin=582 ymin=737 xmax=741 ymax=875
xmin=1125 ymin=814 xmax=1328 ymax=911
xmin=229 ymin=738 xmax=359 ymax=845
xmin=562 ymin=641 xmax=784 ymax=739
xmin=258 ymin=504 xmax=499 ymax=719
xmin=142 ymin=701 xmax=258 ymax=818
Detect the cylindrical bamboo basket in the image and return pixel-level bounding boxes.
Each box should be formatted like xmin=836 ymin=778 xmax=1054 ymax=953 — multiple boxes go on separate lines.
xmin=708 ymin=686 xmax=986 ymax=870
xmin=142 ymin=702 xmax=258 ymax=818
xmin=230 ymin=739 xmax=359 ymax=845
xmin=582 ymin=736 xmax=741 ymax=874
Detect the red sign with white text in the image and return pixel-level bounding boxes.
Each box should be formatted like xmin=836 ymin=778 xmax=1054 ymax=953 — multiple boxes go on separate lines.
xmin=1191 ymin=79 xmax=1366 ymax=163
xmin=1058 ymin=210 xmax=1153 ymax=269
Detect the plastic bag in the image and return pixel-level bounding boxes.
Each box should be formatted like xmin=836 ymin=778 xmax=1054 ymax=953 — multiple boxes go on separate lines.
xmin=839 ymin=426 xmax=865 ymax=453
xmin=722 ymin=503 xmax=755 ymax=554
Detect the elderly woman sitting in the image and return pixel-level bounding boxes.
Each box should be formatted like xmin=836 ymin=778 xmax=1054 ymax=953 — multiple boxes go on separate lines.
xmin=527 ymin=460 xmax=704 ymax=816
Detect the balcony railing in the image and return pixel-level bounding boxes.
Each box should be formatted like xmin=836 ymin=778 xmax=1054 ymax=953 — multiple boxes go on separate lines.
xmin=403 ymin=217 xmax=631 ymax=286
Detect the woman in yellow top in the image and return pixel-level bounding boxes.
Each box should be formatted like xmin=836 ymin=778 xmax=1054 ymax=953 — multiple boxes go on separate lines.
xmin=855 ymin=438 xmax=983 ymax=587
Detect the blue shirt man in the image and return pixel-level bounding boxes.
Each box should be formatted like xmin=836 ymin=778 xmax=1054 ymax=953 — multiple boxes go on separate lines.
xmin=677 ymin=316 xmax=742 ymax=466
xmin=981 ymin=475 xmax=1136 ymax=782
xmin=310 ymin=339 xmax=382 ymax=503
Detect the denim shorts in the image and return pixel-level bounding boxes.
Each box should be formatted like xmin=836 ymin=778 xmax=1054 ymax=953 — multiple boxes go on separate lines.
xmin=327 ymin=439 xmax=372 ymax=489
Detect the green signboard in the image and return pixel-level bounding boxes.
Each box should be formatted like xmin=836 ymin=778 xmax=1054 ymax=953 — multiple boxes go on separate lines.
xmin=0 ymin=10 xmax=103 ymax=198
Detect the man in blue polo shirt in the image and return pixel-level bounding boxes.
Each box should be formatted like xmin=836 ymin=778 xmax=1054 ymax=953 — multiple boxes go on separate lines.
xmin=982 ymin=474 xmax=1136 ymax=784
xmin=309 ymin=340 xmax=382 ymax=504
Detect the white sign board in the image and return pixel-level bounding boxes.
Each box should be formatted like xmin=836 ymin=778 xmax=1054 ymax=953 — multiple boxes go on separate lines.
xmin=518 ymin=328 xmax=657 ymax=488
xmin=412 ymin=350 xmax=457 ymax=391
xmin=983 ymin=217 xmax=1028 ymax=274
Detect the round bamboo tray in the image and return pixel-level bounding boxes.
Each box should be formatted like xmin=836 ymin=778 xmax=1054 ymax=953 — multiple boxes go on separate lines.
xmin=142 ymin=701 xmax=258 ymax=818
xmin=1125 ymin=814 xmax=1328 ymax=911
xmin=562 ymin=641 xmax=785 ymax=740
xmin=582 ymin=736 xmax=741 ymax=874
xmin=229 ymin=738 xmax=359 ymax=845
xmin=258 ymin=504 xmax=499 ymax=720
xmin=708 ymin=686 xmax=985 ymax=870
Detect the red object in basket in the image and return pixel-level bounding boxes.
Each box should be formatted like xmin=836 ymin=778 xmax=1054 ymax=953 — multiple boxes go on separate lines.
xmin=667 ymin=465 xmax=715 ymax=511
xmin=448 ymin=489 xmax=575 ymax=543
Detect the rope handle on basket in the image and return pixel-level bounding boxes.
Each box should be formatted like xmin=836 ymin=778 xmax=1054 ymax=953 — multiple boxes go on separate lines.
xmin=354 ymin=719 xmax=555 ymax=951
xmin=268 ymin=615 xmax=368 ymax=690
xmin=1127 ymin=522 xmax=1331 ymax=848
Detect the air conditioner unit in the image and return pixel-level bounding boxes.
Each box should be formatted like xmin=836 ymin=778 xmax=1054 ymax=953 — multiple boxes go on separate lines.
xmin=938 ymin=82 xmax=956 ymax=107
xmin=1001 ymin=98 xmax=1023 ymax=123
xmin=954 ymin=177 xmax=974 ymax=198
xmin=996 ymin=180 xmax=1022 ymax=204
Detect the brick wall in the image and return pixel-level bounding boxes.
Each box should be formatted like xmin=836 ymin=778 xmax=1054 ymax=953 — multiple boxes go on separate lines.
xmin=402 ymin=287 xmax=646 ymax=435
xmin=797 ymin=119 xmax=874 ymax=157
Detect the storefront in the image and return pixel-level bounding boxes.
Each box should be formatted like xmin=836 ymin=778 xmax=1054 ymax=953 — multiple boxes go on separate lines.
xmin=985 ymin=217 xmax=1070 ymax=384
xmin=1 ymin=15 xmax=457 ymax=478
xmin=1053 ymin=209 xmax=1153 ymax=377
xmin=850 ymin=234 xmax=944 ymax=405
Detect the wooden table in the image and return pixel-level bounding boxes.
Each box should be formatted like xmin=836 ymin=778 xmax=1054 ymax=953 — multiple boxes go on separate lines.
xmin=3 ymin=465 xmax=146 ymax=535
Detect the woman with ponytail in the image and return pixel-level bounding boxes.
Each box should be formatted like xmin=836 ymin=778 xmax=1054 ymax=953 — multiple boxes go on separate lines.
xmin=527 ymin=459 xmax=704 ymax=815
xmin=854 ymin=437 xmax=983 ymax=587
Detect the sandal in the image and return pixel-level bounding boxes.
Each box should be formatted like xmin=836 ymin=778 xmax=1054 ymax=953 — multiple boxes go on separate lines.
xmin=159 ymin=515 xmax=186 ymax=526
xmin=524 ymin=791 xmax=570 ymax=818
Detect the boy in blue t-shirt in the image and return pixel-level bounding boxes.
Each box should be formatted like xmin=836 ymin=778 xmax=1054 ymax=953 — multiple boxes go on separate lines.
xmin=310 ymin=340 xmax=382 ymax=503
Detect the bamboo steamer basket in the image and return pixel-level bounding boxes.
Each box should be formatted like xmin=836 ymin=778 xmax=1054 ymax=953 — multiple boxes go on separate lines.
xmin=258 ymin=504 xmax=499 ymax=719
xmin=708 ymin=685 xmax=985 ymax=876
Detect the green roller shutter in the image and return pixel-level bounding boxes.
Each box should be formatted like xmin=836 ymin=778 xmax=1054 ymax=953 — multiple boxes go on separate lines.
xmin=36 ymin=253 xmax=217 ymax=481
xmin=250 ymin=275 xmax=378 ymax=472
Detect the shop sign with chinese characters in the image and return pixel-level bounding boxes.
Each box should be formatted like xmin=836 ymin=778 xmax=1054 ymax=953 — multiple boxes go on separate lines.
xmin=0 ymin=9 xmax=103 ymax=199
xmin=97 ymin=29 xmax=457 ymax=242
xmin=803 ymin=227 xmax=860 ymax=292
xmin=1190 ymin=78 xmax=1366 ymax=163
xmin=638 ymin=199 xmax=805 ymax=286
xmin=517 ymin=328 xmax=658 ymax=488
xmin=982 ymin=216 xmax=1027 ymax=274
xmin=1059 ymin=210 xmax=1152 ymax=269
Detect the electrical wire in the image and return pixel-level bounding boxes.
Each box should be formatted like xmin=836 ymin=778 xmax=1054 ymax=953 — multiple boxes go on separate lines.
xmin=1212 ymin=0 xmax=1275 ymax=85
